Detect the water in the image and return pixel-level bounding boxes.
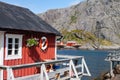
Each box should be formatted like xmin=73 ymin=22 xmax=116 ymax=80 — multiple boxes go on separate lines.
xmin=57 ymin=49 xmax=110 ymax=80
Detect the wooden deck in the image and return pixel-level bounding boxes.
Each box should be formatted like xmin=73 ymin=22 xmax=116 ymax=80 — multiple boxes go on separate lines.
xmin=0 ymin=55 xmax=91 ymax=80
xmin=105 ymin=51 xmax=120 ymax=80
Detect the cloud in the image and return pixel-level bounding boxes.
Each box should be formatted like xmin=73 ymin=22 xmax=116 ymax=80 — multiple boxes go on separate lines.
xmin=70 ymin=0 xmax=84 ymax=6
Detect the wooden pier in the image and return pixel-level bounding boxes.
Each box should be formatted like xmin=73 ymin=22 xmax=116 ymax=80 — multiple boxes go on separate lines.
xmin=0 ymin=55 xmax=91 ymax=80
xmin=105 ymin=50 xmax=120 ymax=80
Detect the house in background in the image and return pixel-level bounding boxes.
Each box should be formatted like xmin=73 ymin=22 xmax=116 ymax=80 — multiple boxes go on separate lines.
xmin=0 ymin=2 xmax=61 ymax=80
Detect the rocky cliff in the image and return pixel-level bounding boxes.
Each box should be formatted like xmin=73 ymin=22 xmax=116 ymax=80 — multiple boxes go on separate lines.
xmin=38 ymin=0 xmax=120 ymax=44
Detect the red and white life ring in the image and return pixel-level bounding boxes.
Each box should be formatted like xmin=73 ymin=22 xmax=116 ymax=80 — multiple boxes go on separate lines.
xmin=40 ymin=36 xmax=48 ymax=51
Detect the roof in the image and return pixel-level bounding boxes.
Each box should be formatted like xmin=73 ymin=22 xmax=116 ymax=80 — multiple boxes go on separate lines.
xmin=0 ymin=2 xmax=61 ymax=36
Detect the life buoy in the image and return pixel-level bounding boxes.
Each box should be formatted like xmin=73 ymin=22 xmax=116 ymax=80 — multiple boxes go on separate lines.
xmin=40 ymin=36 xmax=48 ymax=51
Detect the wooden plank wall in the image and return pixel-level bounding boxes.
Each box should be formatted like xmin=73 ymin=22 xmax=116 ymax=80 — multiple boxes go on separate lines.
xmin=3 ymin=32 xmax=56 ymax=79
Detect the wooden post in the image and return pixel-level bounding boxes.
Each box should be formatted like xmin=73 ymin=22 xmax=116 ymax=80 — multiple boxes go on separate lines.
xmin=81 ymin=58 xmax=84 ymax=74
xmin=40 ymin=64 xmax=49 ymax=80
xmin=69 ymin=60 xmax=79 ymax=78
xmin=69 ymin=60 xmax=72 ymax=78
xmin=7 ymin=67 xmax=15 ymax=80
xmin=110 ymin=61 xmax=114 ymax=77
xmin=82 ymin=58 xmax=91 ymax=76
xmin=40 ymin=64 xmax=43 ymax=80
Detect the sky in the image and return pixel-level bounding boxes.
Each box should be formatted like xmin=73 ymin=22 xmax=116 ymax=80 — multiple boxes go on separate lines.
xmin=0 ymin=0 xmax=84 ymax=14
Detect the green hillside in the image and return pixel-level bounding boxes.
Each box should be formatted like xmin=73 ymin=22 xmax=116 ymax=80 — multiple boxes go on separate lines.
xmin=60 ymin=29 xmax=112 ymax=46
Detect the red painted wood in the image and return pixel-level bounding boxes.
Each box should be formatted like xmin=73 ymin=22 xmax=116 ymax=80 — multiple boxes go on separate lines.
xmin=3 ymin=32 xmax=56 ymax=79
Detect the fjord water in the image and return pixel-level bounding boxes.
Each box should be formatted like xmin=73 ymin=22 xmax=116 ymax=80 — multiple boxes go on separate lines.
xmin=57 ymin=49 xmax=110 ymax=80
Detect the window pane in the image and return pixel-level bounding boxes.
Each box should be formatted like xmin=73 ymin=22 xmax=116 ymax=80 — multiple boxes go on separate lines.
xmin=15 ymin=50 xmax=18 ymax=55
xmin=6 ymin=34 xmax=23 ymax=60
xmin=8 ymin=50 xmax=12 ymax=55
xmin=15 ymin=38 xmax=19 ymax=43
xmin=15 ymin=44 xmax=19 ymax=49
xmin=8 ymin=38 xmax=12 ymax=43
xmin=8 ymin=44 xmax=12 ymax=49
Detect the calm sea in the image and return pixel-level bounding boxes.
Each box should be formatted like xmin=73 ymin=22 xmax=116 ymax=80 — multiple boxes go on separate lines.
xmin=57 ymin=49 xmax=110 ymax=80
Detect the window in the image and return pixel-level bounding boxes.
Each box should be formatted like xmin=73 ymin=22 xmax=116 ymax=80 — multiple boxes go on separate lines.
xmin=5 ymin=34 xmax=23 ymax=60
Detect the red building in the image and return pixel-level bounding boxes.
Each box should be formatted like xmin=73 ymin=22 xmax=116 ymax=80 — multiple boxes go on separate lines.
xmin=0 ymin=2 xmax=61 ymax=80
xmin=66 ymin=41 xmax=77 ymax=46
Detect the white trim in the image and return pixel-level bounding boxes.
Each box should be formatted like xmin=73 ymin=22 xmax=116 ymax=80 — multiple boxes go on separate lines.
xmin=55 ymin=37 xmax=57 ymax=60
xmin=0 ymin=31 xmax=5 ymax=80
xmin=5 ymin=34 xmax=23 ymax=60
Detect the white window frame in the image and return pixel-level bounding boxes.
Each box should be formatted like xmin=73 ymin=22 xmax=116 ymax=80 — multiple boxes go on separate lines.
xmin=5 ymin=34 xmax=23 ymax=60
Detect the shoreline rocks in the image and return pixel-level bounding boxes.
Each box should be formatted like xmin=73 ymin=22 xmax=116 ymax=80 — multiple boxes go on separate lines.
xmin=57 ymin=43 xmax=120 ymax=50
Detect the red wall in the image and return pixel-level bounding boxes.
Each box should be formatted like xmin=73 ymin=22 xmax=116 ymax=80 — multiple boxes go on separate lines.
xmin=3 ymin=32 xmax=56 ymax=79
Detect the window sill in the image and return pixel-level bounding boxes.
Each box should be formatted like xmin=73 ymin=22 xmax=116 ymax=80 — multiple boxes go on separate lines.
xmin=5 ymin=55 xmax=22 ymax=60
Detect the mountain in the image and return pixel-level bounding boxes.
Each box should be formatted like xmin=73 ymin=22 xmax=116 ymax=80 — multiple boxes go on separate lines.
xmin=38 ymin=0 xmax=120 ymax=45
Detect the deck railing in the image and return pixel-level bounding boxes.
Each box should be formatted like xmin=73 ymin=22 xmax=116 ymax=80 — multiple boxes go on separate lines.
xmin=105 ymin=50 xmax=120 ymax=77
xmin=0 ymin=55 xmax=91 ymax=80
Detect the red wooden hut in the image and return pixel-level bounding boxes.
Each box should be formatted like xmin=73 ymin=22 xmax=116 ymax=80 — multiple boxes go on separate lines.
xmin=0 ymin=2 xmax=61 ymax=80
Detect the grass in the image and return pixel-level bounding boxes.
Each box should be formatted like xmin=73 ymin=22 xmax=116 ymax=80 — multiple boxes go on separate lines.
xmin=60 ymin=29 xmax=112 ymax=46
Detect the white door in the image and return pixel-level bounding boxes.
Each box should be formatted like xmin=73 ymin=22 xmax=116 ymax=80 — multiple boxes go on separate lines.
xmin=0 ymin=31 xmax=4 ymax=80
